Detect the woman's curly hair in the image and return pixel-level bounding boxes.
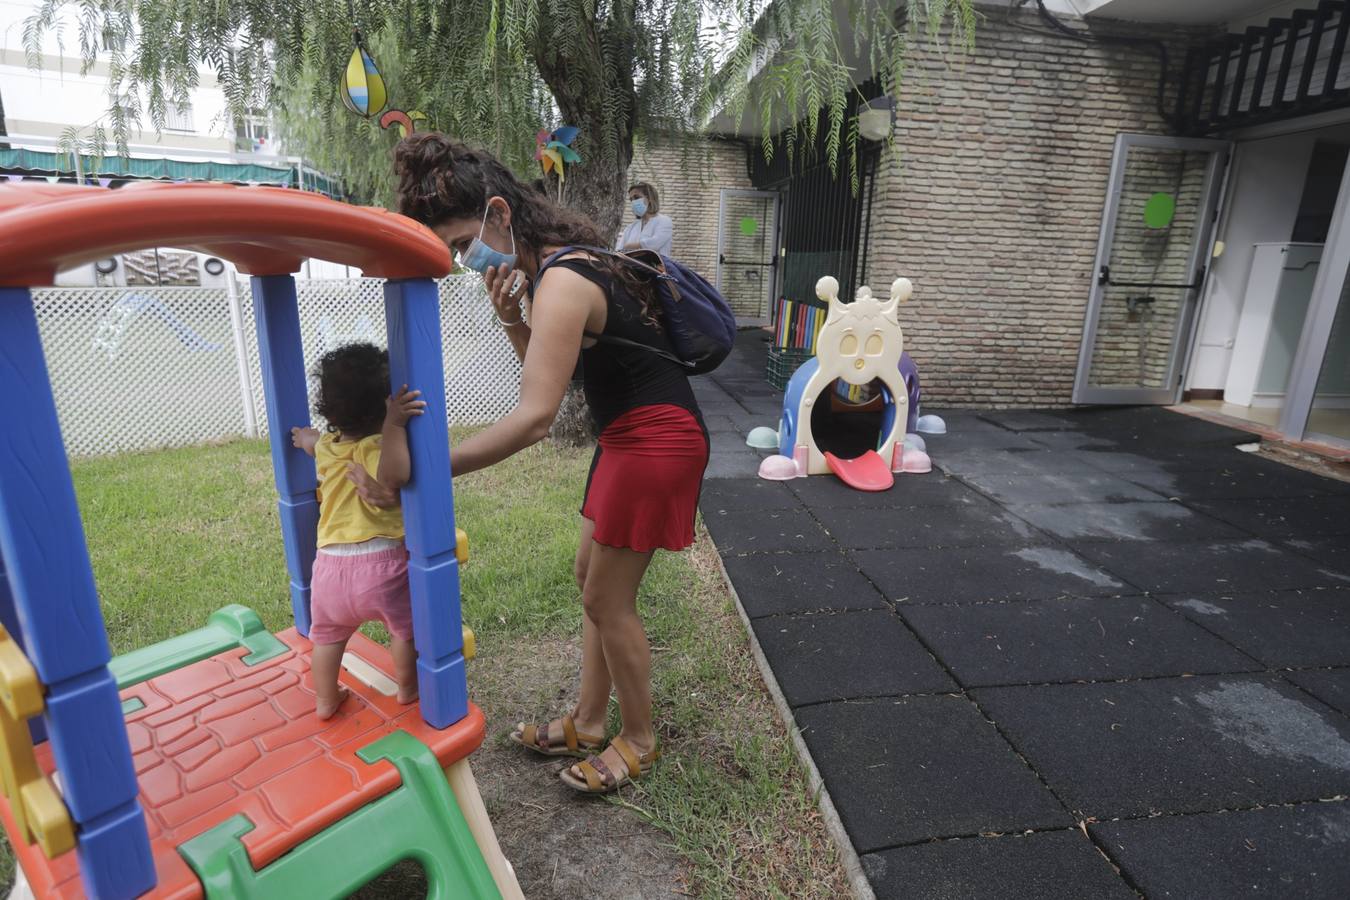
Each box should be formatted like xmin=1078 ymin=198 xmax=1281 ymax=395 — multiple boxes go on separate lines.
xmin=313 ymin=342 xmax=388 ymax=437
xmin=393 ymin=132 xmax=659 ymax=325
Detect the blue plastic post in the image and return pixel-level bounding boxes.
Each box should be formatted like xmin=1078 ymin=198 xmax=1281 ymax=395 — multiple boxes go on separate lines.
xmin=384 ymin=278 xmax=467 ymax=728
xmin=0 ymin=288 xmax=155 ymax=898
xmin=251 ymin=275 xmax=319 ymax=637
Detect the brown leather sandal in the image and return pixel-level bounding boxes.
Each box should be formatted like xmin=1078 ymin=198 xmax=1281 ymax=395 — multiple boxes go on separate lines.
xmin=559 ymin=735 xmax=661 ymax=794
xmin=509 ymin=716 xmax=604 ymax=758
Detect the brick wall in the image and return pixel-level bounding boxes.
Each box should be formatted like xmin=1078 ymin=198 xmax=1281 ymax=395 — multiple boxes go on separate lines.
xmin=860 ymin=9 xmax=1219 ymax=407
xmin=624 ymin=136 xmax=757 ymax=293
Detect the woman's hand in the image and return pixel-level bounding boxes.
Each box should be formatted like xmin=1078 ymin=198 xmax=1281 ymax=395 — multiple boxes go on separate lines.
xmin=484 ymin=263 xmax=527 ymax=325
xmin=346 ymin=463 xmax=401 ymax=508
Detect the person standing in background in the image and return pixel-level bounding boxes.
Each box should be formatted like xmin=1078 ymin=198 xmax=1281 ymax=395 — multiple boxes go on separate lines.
xmin=616 ymin=182 xmax=673 ymax=257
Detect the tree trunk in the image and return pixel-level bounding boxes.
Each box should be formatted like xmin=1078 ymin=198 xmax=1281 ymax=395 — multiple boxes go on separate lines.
xmin=532 ymin=5 xmax=639 ymax=447
xmin=531 ymin=3 xmax=637 ymax=240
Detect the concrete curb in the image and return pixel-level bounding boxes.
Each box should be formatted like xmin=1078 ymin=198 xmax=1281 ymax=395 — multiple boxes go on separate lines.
xmin=712 ymin=549 xmax=877 ymax=900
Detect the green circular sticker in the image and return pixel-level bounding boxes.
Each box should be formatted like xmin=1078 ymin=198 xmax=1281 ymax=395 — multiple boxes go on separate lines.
xmin=739 ymin=216 xmax=758 ymax=236
xmin=1144 ymin=193 xmax=1176 ymax=229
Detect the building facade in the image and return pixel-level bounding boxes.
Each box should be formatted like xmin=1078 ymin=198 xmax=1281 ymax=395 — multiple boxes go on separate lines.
xmin=709 ymin=0 xmax=1350 ymax=449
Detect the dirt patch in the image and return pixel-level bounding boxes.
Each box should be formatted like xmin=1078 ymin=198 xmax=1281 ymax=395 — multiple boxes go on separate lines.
xmin=471 ymin=638 xmax=692 ymax=899
xmin=355 ymin=635 xmax=690 ymax=899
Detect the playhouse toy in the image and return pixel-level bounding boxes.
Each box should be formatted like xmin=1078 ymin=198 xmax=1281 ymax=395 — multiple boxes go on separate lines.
xmin=772 ymin=274 xmax=931 ymax=491
xmin=0 ymin=182 xmax=522 ymax=899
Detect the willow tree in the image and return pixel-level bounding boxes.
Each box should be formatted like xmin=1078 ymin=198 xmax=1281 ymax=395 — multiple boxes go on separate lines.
xmin=27 ymin=0 xmax=974 ymax=232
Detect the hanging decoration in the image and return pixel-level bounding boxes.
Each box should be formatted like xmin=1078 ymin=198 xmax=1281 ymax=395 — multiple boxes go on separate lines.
xmin=338 ymin=27 xmax=426 ymax=139
xmin=339 ymin=31 xmax=388 ymax=120
xmin=379 ymin=109 xmax=428 ymax=138
xmin=535 ymin=127 xmax=582 ymax=201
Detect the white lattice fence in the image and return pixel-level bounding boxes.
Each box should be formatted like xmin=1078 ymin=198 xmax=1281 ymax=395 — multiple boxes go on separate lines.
xmin=33 ymin=276 xmax=520 ymax=457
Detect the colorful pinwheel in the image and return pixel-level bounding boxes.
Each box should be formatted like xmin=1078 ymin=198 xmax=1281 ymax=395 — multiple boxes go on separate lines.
xmin=535 ymin=126 xmax=582 ymax=182
xmin=339 ymin=32 xmax=388 ymax=119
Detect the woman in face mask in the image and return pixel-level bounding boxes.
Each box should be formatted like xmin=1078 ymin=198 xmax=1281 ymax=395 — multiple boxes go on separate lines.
xmin=616 ymin=182 xmax=673 ymax=257
xmin=350 ymin=132 xmax=708 ymax=795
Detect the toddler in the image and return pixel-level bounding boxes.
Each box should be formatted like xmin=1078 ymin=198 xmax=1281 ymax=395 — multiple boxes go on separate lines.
xmin=291 ymin=342 xmax=426 ymax=719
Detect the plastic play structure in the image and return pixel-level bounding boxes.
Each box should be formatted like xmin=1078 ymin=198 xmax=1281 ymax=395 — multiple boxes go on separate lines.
xmin=0 ymin=182 xmax=522 ymax=898
xmin=769 ymin=274 xmax=931 ymax=491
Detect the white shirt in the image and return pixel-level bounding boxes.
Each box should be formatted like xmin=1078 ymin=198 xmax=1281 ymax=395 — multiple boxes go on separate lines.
xmin=615 ymin=213 xmax=673 ymax=257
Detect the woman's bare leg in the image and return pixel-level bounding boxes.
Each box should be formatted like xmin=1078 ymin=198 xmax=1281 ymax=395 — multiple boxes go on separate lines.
xmin=568 ymin=539 xmax=656 ymax=783
xmin=571 ymin=517 xmax=611 ymax=735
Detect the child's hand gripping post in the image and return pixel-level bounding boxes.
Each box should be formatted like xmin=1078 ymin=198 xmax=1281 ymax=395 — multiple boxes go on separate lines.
xmin=376 ymin=384 xmax=427 ymax=491
xmin=291 ymin=426 xmax=321 ymax=457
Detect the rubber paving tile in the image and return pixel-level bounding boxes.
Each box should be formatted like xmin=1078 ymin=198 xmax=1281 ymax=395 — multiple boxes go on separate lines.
xmin=751 ymin=610 xmax=955 ymax=705
xmin=935 ymin=448 xmax=1104 ymax=478
xmin=975 ymin=674 xmax=1350 ymax=819
xmin=1284 ymin=537 xmax=1350 ymax=570
xmin=1188 ymin=496 xmax=1350 ymax=542
xmin=719 ymin=550 xmax=888 ymax=618
xmin=813 ymin=501 xmax=1038 ymax=550
xmin=703 ymin=507 xmax=834 ymax=554
xmin=862 ymin=830 xmax=1135 ymax=900
xmin=854 ymin=544 xmax=1132 ymax=605
xmin=1094 ymin=801 xmax=1350 ymax=900
xmin=925 ymin=428 xmax=1045 ymax=452
xmin=703 ymin=450 xmax=764 ymax=481
xmin=960 ymin=472 xmax=1165 ymax=505
xmin=977 ymin=410 xmax=1082 ymax=432
xmin=794 ymin=696 xmax=1071 ymax=852
xmin=699 ymin=478 xmax=800 ymax=514
xmin=1121 ymin=458 xmax=1350 ymax=499
xmin=1004 ymin=501 xmax=1246 ymax=542
xmin=787 ymin=473 xmax=989 ymax=509
xmin=1161 ymin=589 xmax=1350 ymax=668
xmin=1068 ymin=538 xmax=1350 ymax=594
xmin=903 ymin=596 xmax=1259 ymax=687
xmin=1076 ymin=445 xmax=1248 ymax=474
xmin=1285 ymin=668 xmax=1350 ymax=717
xmin=1026 ymin=431 xmax=1120 ymax=451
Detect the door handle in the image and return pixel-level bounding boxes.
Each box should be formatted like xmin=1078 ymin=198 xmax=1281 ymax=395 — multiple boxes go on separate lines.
xmin=1098 ymin=264 xmax=1202 ymax=291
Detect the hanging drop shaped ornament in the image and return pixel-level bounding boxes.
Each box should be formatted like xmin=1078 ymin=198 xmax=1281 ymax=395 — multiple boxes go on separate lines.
xmin=339 ymin=32 xmax=388 ymax=119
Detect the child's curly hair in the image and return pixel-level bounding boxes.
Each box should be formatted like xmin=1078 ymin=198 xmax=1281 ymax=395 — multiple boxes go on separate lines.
xmin=313 ymin=343 xmax=388 ymax=437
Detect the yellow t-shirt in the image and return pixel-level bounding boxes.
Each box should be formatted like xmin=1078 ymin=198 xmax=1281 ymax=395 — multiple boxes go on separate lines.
xmin=314 ymin=433 xmax=405 ymax=547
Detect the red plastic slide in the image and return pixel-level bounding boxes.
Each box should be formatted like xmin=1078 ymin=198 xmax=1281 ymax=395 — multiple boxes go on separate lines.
xmin=824 ymin=450 xmax=895 ymax=492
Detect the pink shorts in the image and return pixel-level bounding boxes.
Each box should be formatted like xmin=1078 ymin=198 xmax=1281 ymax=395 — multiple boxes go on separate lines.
xmin=309 ymin=547 xmax=414 ymax=645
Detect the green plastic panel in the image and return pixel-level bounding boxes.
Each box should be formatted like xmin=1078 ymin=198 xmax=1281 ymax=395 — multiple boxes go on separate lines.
xmin=121 ymin=697 xmax=145 ymax=716
xmin=109 ymin=605 xmax=288 ymax=690
xmin=178 ymin=730 xmax=500 ymax=900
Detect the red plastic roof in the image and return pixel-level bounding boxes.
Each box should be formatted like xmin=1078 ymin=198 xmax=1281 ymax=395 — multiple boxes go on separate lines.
xmin=0 ymin=182 xmax=452 ymax=286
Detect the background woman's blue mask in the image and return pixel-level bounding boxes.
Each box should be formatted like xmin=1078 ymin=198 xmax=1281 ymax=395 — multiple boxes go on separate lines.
xmin=461 ymin=207 xmax=517 ymax=274
xmin=631 ymin=198 xmax=648 ymax=218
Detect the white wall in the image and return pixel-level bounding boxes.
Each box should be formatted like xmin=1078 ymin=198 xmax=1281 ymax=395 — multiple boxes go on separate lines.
xmin=1 ymin=0 xmax=236 ymax=151
xmin=1187 ymin=125 xmax=1350 ymax=389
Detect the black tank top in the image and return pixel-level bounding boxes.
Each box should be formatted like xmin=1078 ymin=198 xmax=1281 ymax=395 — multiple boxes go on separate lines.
xmin=548 ymin=258 xmax=702 ymax=434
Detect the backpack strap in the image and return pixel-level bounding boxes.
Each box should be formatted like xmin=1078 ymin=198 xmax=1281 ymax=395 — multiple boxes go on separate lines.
xmin=535 ymin=245 xmax=694 ymax=368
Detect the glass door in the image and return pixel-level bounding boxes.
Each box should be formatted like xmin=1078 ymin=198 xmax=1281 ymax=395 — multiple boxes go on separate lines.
xmin=1074 ymin=134 xmax=1231 ymax=404
xmin=716 ymin=189 xmax=779 ymax=325
xmin=1282 ymin=153 xmax=1350 ymax=447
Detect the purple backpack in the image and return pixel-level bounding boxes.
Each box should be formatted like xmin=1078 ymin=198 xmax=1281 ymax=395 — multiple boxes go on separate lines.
xmin=538 ymin=245 xmax=736 ymax=375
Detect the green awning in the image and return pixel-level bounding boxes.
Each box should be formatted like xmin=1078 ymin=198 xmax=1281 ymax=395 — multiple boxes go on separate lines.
xmin=0 ymin=148 xmax=343 ymax=199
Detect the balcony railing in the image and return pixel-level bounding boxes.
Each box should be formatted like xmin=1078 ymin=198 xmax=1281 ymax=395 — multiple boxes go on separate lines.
xmin=1176 ymin=0 xmax=1349 ymax=134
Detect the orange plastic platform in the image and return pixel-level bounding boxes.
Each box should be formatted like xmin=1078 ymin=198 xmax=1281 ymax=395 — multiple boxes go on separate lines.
xmin=0 ymin=630 xmax=485 ymax=899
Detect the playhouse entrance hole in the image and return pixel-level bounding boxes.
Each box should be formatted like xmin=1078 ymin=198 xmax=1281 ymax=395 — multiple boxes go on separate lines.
xmin=810 ymin=378 xmax=886 ymax=460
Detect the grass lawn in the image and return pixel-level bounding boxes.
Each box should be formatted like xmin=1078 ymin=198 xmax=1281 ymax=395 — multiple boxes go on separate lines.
xmin=2 ymin=436 xmax=846 ymax=898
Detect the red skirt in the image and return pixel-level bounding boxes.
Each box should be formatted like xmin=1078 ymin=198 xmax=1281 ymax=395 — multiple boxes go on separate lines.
xmin=582 ymin=404 xmax=710 ymax=552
